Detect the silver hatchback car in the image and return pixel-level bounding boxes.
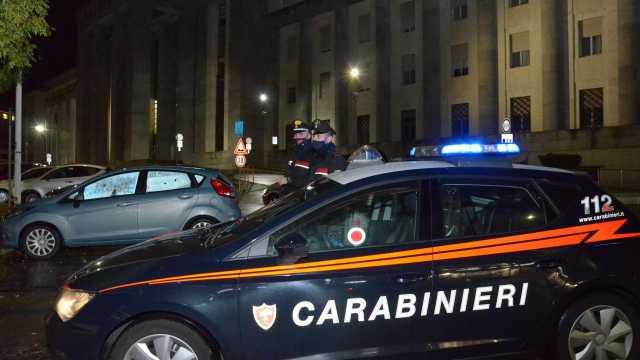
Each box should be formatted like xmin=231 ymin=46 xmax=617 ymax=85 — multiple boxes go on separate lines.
xmin=0 ymin=165 xmax=241 ymax=259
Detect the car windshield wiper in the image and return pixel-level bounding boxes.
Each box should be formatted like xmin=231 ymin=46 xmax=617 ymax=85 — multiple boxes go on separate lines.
xmin=203 ymin=220 xmax=238 ymax=247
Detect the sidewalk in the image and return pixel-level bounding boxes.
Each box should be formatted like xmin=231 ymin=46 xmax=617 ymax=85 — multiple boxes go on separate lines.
xmin=234 ymin=173 xmax=282 ymax=215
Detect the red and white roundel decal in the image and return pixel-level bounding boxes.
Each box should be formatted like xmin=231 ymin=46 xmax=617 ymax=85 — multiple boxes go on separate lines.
xmin=347 ymin=227 xmax=366 ymax=246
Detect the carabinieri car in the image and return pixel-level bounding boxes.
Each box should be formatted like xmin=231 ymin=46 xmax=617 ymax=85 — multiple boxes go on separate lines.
xmin=47 ymin=143 xmax=640 ymax=360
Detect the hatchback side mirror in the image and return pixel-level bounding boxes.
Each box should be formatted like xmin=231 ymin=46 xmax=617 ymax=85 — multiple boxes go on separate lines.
xmin=274 ymin=233 xmax=308 ymax=265
xmin=72 ymin=190 xmax=84 ymax=208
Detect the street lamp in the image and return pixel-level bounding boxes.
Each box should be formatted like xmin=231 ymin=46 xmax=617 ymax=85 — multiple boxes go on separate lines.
xmin=34 ymin=124 xmax=46 ymax=133
xmin=349 ymin=67 xmax=361 ymax=80
xmin=259 ymin=93 xmax=268 ymax=103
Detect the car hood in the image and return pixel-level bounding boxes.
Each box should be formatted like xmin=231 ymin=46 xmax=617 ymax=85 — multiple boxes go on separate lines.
xmin=67 ymin=229 xmax=214 ymax=291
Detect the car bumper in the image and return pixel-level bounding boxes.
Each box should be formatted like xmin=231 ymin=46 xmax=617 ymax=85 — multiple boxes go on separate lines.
xmin=46 ymin=312 xmax=103 ymax=360
xmin=0 ymin=219 xmax=19 ymax=249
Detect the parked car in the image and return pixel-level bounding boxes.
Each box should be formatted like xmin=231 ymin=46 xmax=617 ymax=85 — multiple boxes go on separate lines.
xmin=0 ymin=165 xmax=51 ymax=203
xmin=0 ymin=165 xmax=240 ymax=259
xmin=19 ymin=164 xmax=107 ymax=203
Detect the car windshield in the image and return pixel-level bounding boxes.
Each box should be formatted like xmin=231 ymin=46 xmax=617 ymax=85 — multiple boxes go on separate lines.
xmin=205 ymin=178 xmax=341 ymax=248
xmin=22 ymin=167 xmax=50 ymax=180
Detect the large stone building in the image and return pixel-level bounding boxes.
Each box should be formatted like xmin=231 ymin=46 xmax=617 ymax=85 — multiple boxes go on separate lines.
xmin=71 ymin=0 xmax=640 ymax=187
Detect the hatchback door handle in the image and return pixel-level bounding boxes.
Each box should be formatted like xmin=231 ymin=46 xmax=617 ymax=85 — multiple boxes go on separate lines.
xmin=395 ymin=273 xmax=430 ymax=284
xmin=117 ymin=202 xmax=136 ymax=207
xmin=535 ymin=259 xmax=561 ymax=269
xmin=178 ymin=194 xmax=193 ymax=200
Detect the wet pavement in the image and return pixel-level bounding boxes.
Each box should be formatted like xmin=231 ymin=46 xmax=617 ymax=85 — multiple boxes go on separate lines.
xmin=0 ymin=176 xmax=270 ymax=360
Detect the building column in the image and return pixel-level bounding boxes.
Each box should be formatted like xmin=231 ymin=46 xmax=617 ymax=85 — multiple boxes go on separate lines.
xmin=157 ymin=25 xmax=178 ymax=161
xmin=126 ymin=0 xmax=152 ymax=161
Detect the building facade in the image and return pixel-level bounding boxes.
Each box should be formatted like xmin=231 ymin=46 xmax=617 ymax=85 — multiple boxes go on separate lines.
xmin=72 ymin=0 xmax=640 ymax=179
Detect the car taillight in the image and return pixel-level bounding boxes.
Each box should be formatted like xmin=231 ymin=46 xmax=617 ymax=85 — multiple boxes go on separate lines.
xmin=211 ymin=179 xmax=235 ymax=198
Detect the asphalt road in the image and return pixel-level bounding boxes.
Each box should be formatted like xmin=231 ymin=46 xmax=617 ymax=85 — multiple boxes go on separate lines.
xmin=0 ymin=179 xmax=269 ymax=360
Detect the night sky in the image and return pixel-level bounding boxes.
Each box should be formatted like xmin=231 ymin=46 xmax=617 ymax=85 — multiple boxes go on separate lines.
xmin=0 ymin=0 xmax=88 ymax=109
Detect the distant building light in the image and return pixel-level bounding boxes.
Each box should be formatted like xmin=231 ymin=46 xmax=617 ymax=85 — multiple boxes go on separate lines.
xmin=272 ymin=136 xmax=278 ymax=145
xmin=35 ymin=124 xmax=47 ymax=133
xmin=1 ymin=113 xmax=7 ymax=120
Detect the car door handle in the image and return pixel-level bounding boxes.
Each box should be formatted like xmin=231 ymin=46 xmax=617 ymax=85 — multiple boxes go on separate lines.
xmin=395 ymin=273 xmax=430 ymax=284
xmin=535 ymin=259 xmax=561 ymax=269
xmin=117 ymin=202 xmax=137 ymax=207
xmin=178 ymin=194 xmax=193 ymax=200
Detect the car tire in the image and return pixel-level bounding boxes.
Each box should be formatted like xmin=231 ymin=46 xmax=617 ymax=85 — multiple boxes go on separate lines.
xmin=187 ymin=217 xmax=218 ymax=230
xmin=556 ymin=293 xmax=639 ymax=360
xmin=0 ymin=189 xmax=9 ymax=203
xmin=109 ymin=319 xmax=216 ymax=360
xmin=23 ymin=192 xmax=41 ymax=203
xmin=21 ymin=224 xmax=62 ymax=260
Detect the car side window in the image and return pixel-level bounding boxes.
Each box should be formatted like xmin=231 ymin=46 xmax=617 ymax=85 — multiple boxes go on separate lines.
xmin=145 ymin=171 xmax=192 ymax=193
xmin=267 ymin=186 xmax=420 ymax=255
xmin=83 ymin=172 xmax=140 ymax=200
xmin=71 ymin=167 xmax=91 ymax=177
xmin=438 ymin=183 xmax=545 ymax=239
xmin=46 ymin=167 xmax=72 ymax=179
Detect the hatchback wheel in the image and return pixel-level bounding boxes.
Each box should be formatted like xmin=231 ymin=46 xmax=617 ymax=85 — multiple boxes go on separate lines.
xmin=24 ymin=192 xmax=41 ymax=203
xmin=109 ymin=319 xmax=215 ymax=360
xmin=558 ymin=294 xmax=639 ymax=360
xmin=21 ymin=224 xmax=62 ymax=259
xmin=189 ymin=218 xmax=217 ymax=230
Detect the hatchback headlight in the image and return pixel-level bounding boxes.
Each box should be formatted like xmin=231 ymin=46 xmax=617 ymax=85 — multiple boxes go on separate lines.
xmin=54 ymin=287 xmax=95 ymax=322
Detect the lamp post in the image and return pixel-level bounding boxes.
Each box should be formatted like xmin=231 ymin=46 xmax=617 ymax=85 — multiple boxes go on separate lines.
xmin=34 ymin=123 xmax=49 ymax=165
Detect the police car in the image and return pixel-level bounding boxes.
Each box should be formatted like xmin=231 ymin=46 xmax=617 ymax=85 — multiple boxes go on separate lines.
xmin=46 ymin=143 xmax=640 ymax=360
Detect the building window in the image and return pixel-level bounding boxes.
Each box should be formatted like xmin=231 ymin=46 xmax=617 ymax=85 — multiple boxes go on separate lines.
xmin=319 ymin=72 xmax=331 ymax=99
xmin=357 ymin=115 xmax=370 ymax=145
xmin=401 ymin=0 xmax=416 ymax=33
xmin=451 ymin=0 xmax=468 ymax=21
xmin=401 ymin=110 xmax=416 ymax=148
xmin=401 ymin=53 xmax=416 ymax=85
xmin=510 ymin=96 xmax=531 ymax=132
xmin=579 ymin=17 xmax=603 ymax=57
xmin=287 ymin=35 xmax=297 ymax=61
xmin=287 ymin=80 xmax=297 ymax=104
xmin=451 ymin=103 xmax=469 ymax=137
xmin=451 ymin=43 xmax=469 ymax=77
xmin=509 ymin=0 xmax=528 ymax=7
xmin=320 ymin=25 xmax=331 ymax=52
xmin=358 ymin=14 xmax=371 ymax=43
xmin=510 ymin=32 xmax=530 ymax=68
xmin=580 ymin=88 xmax=603 ymax=128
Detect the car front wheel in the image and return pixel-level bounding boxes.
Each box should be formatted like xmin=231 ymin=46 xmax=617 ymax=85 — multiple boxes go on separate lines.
xmin=24 ymin=192 xmax=41 ymax=203
xmin=21 ymin=224 xmax=62 ymax=259
xmin=0 ymin=189 xmax=10 ymax=203
xmin=557 ymin=294 xmax=639 ymax=360
xmin=109 ymin=319 xmax=216 ymax=360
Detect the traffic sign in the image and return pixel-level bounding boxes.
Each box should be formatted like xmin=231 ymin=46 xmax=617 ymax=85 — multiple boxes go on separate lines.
xmin=235 ymin=155 xmax=246 ymax=168
xmin=234 ymin=138 xmax=248 ymax=155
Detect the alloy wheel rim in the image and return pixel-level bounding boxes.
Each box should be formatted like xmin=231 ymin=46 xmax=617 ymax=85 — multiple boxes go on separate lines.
xmin=569 ymin=305 xmax=633 ymax=360
xmin=124 ymin=333 xmax=198 ymax=360
xmin=25 ymin=228 xmax=56 ymax=257
xmin=0 ymin=191 xmax=8 ymax=202
xmin=192 ymin=221 xmax=212 ymax=229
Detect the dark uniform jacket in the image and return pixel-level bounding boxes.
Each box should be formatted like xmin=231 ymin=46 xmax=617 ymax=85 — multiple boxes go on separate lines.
xmin=286 ymin=140 xmax=315 ymax=188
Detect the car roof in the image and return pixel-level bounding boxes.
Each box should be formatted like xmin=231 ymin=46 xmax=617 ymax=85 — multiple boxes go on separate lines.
xmin=114 ymin=164 xmax=216 ymax=173
xmin=328 ymin=160 xmax=574 ymax=185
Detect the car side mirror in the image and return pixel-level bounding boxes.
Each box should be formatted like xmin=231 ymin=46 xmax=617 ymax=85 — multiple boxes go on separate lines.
xmin=274 ymin=233 xmax=308 ymax=265
xmin=72 ymin=190 xmax=84 ymax=208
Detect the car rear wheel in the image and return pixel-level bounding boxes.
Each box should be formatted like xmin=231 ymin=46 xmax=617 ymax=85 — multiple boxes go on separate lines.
xmin=24 ymin=192 xmax=41 ymax=203
xmin=109 ymin=319 xmax=216 ymax=360
xmin=188 ymin=217 xmax=218 ymax=230
xmin=557 ymin=294 xmax=639 ymax=360
xmin=21 ymin=224 xmax=62 ymax=259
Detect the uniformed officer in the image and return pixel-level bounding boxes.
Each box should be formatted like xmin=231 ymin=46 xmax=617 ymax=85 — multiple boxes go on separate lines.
xmin=310 ymin=120 xmax=346 ymax=179
xmin=279 ymin=120 xmax=314 ymax=189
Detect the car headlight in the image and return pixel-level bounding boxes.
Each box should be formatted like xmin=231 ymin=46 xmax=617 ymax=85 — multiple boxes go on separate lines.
xmin=54 ymin=286 xmax=96 ymax=322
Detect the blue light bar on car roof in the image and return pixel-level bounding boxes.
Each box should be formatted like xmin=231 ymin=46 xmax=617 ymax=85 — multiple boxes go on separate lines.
xmin=440 ymin=143 xmax=520 ymax=155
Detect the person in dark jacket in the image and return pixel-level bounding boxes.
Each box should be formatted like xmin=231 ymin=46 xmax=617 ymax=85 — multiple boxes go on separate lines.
xmin=310 ymin=120 xmax=346 ymax=179
xmin=279 ymin=120 xmax=314 ymax=189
